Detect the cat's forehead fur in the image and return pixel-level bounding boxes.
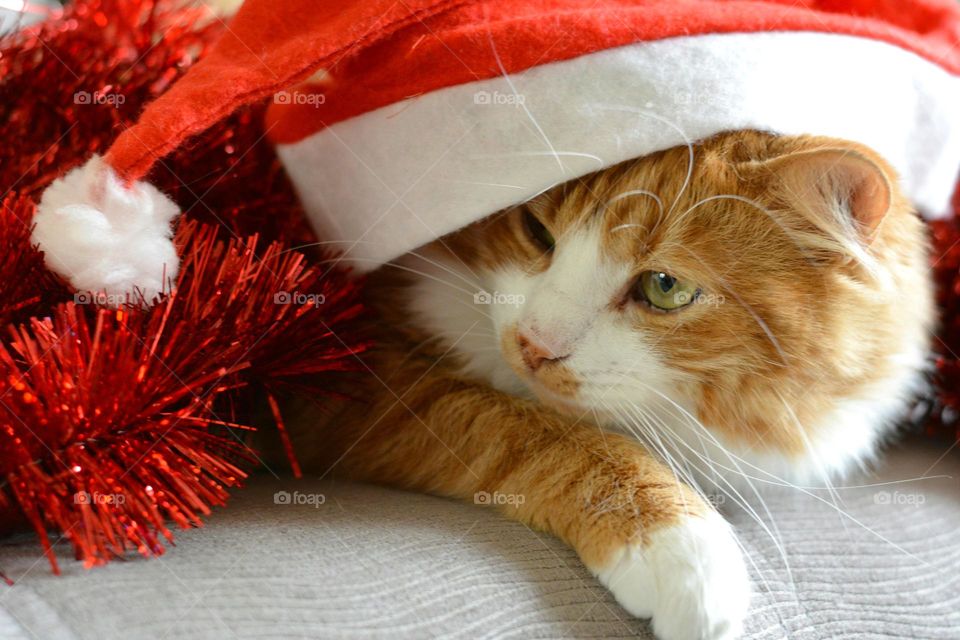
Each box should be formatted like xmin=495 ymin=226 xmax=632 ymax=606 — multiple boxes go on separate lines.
xmin=407 ymin=130 xmax=932 ymax=486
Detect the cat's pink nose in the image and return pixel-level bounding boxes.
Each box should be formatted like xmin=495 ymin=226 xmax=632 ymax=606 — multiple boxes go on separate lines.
xmin=517 ymin=330 xmax=569 ymax=371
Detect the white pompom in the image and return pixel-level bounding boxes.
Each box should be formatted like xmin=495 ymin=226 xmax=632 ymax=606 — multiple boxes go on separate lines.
xmin=32 ymin=155 xmax=180 ymax=306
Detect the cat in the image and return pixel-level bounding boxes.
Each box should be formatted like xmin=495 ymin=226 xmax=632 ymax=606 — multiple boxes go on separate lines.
xmin=289 ymin=130 xmax=933 ymax=640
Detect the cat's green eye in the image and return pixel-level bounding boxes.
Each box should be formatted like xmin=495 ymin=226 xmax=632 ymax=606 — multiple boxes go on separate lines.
xmin=522 ymin=211 xmax=555 ymax=252
xmin=635 ymin=271 xmax=700 ymax=311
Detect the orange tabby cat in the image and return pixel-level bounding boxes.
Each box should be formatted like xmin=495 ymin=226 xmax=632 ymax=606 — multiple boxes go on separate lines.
xmin=291 ymin=131 xmax=933 ymax=640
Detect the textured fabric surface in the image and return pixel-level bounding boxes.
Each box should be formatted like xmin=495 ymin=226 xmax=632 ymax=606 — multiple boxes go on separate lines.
xmin=1 ymin=442 xmax=958 ymax=639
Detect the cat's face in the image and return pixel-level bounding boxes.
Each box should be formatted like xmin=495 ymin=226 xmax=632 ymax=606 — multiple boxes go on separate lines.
xmin=405 ymin=132 xmax=932 ymax=487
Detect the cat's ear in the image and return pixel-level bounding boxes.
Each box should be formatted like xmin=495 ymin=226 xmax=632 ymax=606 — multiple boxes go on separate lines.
xmin=745 ymin=146 xmax=894 ymax=244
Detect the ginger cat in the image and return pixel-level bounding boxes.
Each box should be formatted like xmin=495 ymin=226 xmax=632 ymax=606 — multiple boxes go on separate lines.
xmin=290 ymin=131 xmax=933 ymax=640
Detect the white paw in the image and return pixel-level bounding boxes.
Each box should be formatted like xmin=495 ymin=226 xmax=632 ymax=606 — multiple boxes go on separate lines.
xmin=592 ymin=512 xmax=750 ymax=640
xmin=33 ymin=155 xmax=180 ymax=305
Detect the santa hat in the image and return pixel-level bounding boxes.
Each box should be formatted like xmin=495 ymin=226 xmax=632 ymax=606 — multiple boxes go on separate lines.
xmin=33 ymin=0 xmax=960 ymax=301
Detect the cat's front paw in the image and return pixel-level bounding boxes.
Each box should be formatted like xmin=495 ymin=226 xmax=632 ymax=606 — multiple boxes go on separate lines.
xmin=591 ymin=511 xmax=750 ymax=640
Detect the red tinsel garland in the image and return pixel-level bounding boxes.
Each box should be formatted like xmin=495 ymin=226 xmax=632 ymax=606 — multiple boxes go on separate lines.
xmin=925 ymin=185 xmax=960 ymax=444
xmin=0 ymin=0 xmax=367 ymax=572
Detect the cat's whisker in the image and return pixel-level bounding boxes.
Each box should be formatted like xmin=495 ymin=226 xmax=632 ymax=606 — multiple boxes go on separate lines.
xmin=614 ymin=379 xmax=930 ymax=566
xmin=390 ymin=334 xmax=448 ymax=372
xmin=658 ymin=191 xmax=833 ymax=287
xmin=602 ymin=397 xmax=711 ymax=505
xmin=318 ymin=258 xmax=502 ymax=328
xmin=608 ymin=223 xmax=642 ymax=234
xmin=628 ymin=413 xmax=799 ymax=618
xmin=590 ymin=103 xmax=694 ymax=217
xmin=601 ymin=401 xmax=705 ymax=525
xmin=621 ymin=399 xmax=770 ymax=526
xmin=602 ymin=381 xmax=796 ymax=589
xmin=666 ymin=194 xmax=783 ymax=238
xmin=518 ymin=181 xmax=567 ymax=208
xmin=411 ymin=287 xmax=503 ymax=327
xmin=631 ymin=412 xmax=786 ymax=596
xmin=396 ymin=246 xmax=490 ymax=292
xmin=441 ymin=178 xmax=528 ymax=190
xmin=485 ymin=27 xmax=566 ymax=174
xmin=605 ymin=189 xmax=664 ymax=216
xmin=466 ymin=150 xmax=605 ymax=164
xmin=714 ymin=327 xmax=799 ymax=373
xmin=388 ymin=330 xmax=501 ymax=373
xmin=672 ymin=137 xmax=695 ymax=219
xmin=275 ymin=238 xmax=363 ymax=255
xmin=610 ymin=400 xmax=697 ymax=492
xmin=278 ymin=238 xmax=489 ymax=293
xmin=675 ymin=416 xmax=929 ymax=566
xmin=318 ymin=257 xmax=477 ymax=300
xmin=670 ymin=243 xmax=791 ymax=365
xmin=609 ymin=400 xmax=792 ymax=616
xmin=718 ymin=281 xmax=789 ymax=366
xmin=668 ymin=191 xmax=881 ymax=279
xmin=604 ymin=189 xmax=665 ymax=235
xmin=400 ymin=252 xmax=488 ymax=292
xmin=433 ymin=331 xmax=500 ymax=342
xmin=775 ymin=391 xmax=850 ymax=533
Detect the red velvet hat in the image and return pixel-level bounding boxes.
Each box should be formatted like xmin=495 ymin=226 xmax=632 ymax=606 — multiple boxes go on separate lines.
xmin=34 ymin=0 xmax=960 ymax=301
